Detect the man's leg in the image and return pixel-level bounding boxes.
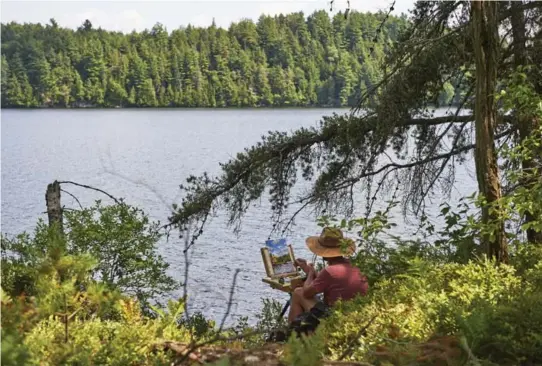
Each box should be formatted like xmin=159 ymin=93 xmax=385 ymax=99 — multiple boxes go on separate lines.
xmin=288 ymin=287 xmax=317 ymax=323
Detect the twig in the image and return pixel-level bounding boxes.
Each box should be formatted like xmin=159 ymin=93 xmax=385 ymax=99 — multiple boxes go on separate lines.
xmin=164 ymin=325 xmax=289 ymax=365
xmin=338 ymin=315 xmax=378 ymax=361
xmin=60 ymin=189 xmax=84 ymax=210
xmin=218 ymin=269 xmax=240 ymax=332
xmin=280 ymin=198 xmax=315 ymax=236
xmin=179 ymin=269 xmax=241 ymax=364
xmin=64 ymin=294 xmax=69 ymax=343
xmin=101 ymin=161 xmax=180 ymax=212
xmin=182 ymin=224 xmax=192 ymax=327
xmin=57 ymin=181 xmax=121 ymax=205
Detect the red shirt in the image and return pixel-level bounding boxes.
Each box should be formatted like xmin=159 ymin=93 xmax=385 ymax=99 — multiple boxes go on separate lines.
xmin=310 ymin=258 xmax=368 ymax=306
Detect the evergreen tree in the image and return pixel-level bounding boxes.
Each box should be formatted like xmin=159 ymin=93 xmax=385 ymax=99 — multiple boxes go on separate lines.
xmin=1 ymin=11 xmax=422 ymax=108
xmin=106 ymin=79 xmax=128 ymax=107
xmin=137 ymin=78 xmax=157 ymax=106
xmin=1 ymin=56 xmax=10 ymax=106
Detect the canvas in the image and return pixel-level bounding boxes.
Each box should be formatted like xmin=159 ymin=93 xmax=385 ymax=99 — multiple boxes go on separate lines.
xmin=261 ymin=239 xmax=297 ymax=278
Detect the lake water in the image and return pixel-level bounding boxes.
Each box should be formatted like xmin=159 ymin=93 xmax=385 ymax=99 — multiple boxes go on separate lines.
xmin=1 ymin=109 xmax=478 ymax=324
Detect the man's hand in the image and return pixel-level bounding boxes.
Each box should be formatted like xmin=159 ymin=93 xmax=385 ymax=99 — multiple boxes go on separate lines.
xmin=295 ymin=258 xmax=313 ymax=274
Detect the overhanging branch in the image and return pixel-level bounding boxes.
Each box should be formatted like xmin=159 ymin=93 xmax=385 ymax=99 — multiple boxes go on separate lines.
xmin=170 ymin=111 xmax=514 ymax=235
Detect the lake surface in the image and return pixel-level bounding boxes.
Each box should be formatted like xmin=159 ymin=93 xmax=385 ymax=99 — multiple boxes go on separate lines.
xmin=1 ymin=109 xmax=478 ymax=324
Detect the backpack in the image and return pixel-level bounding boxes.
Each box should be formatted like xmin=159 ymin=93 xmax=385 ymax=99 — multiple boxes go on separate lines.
xmin=266 ymin=301 xmax=330 ymax=342
xmin=290 ymin=301 xmax=330 ymax=336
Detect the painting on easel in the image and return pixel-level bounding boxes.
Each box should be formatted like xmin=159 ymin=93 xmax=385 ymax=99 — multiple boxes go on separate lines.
xmin=261 ymin=238 xmax=297 ymax=278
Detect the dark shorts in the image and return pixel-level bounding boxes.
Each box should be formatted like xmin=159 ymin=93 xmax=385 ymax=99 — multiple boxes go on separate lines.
xmin=290 ymin=300 xmax=331 ymax=336
xmin=267 ymin=301 xmax=330 ymax=342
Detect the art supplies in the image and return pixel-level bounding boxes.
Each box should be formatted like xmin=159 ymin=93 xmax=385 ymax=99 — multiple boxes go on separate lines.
xmin=260 ymin=238 xmax=304 ymax=293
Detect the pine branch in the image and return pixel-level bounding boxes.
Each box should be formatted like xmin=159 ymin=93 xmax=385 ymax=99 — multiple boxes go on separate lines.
xmin=330 ymin=128 xmax=512 ymax=193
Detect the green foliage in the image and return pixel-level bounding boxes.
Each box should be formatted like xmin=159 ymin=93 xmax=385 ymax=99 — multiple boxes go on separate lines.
xmin=2 ymin=201 xmax=178 ymax=307
xmin=1 ymin=236 xmax=190 ymax=365
xmin=318 ymin=258 xmax=538 ymax=363
xmin=0 ymin=11 xmax=462 ymax=109
xmin=461 ymin=291 xmax=542 ymax=364
xmin=1 ymin=289 xmax=35 ymax=366
xmin=18 ymin=298 xmax=191 ymax=366
xmin=254 ymin=298 xmax=288 ymax=339
xmin=317 ymin=205 xmax=454 ymax=284
xmin=178 ymin=311 xmax=216 ymax=339
xmin=284 ymin=331 xmax=325 ymax=366
xmin=64 ymin=201 xmax=178 ymax=305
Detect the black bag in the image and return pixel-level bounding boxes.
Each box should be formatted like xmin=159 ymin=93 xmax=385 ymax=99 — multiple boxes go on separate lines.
xmin=289 ymin=301 xmax=330 ymax=337
xmin=266 ymin=301 xmax=330 ymax=342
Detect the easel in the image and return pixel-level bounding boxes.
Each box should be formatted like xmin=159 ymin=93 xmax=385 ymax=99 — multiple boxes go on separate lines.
xmin=260 ymin=245 xmax=305 ymax=293
xmin=260 ymin=244 xmax=305 ymax=321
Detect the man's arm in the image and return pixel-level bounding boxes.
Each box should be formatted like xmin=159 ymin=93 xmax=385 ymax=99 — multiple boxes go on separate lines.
xmin=302 ymin=266 xmax=319 ymax=298
xmin=295 ymin=259 xmax=327 ymax=299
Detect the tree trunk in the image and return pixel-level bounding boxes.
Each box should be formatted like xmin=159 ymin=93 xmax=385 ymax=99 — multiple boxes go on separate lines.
xmin=510 ymin=0 xmax=542 ymax=244
xmin=46 ymin=180 xmax=63 ymax=234
xmin=472 ymin=0 xmax=508 ymax=262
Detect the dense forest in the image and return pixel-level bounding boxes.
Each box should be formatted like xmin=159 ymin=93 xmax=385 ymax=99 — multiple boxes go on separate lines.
xmin=1 ymin=11 xmax=457 ymax=108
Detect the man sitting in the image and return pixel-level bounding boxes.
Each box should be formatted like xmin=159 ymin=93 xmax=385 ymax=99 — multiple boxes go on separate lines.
xmin=288 ymin=227 xmax=368 ymax=325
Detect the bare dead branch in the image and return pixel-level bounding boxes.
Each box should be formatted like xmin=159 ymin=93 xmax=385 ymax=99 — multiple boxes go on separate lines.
xmin=60 ymin=189 xmax=84 ymax=210
xmin=99 ymin=151 xmax=184 ymax=221
xmin=57 ymin=181 xmax=121 ymax=205
xmin=181 ymin=224 xmax=192 ymax=329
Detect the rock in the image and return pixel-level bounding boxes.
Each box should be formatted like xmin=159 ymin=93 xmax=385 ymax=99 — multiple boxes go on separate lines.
xmin=244 ymin=355 xmax=261 ymax=364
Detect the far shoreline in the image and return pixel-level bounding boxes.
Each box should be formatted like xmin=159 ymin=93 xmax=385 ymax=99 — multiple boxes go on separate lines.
xmin=0 ymin=106 xmax=353 ymax=111
xmin=0 ymin=104 xmax=458 ymax=111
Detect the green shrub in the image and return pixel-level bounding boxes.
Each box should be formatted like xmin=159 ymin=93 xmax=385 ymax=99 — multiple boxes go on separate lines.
xmin=3 ymin=295 xmax=194 ymax=366
xmin=1 ymin=289 xmax=35 ymax=366
xmin=1 ymin=201 xmax=179 ymax=308
xmin=319 ymin=258 xmax=524 ymax=362
xmin=284 ymin=331 xmax=325 ymax=366
xmin=461 ymin=291 xmax=542 ymax=364
xmin=64 ymin=201 xmax=179 ymax=305
xmin=177 ymin=310 xmax=216 ymax=339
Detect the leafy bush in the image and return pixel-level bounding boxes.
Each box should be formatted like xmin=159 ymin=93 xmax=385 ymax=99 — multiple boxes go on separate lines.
xmin=20 ymin=299 xmax=192 ymax=366
xmin=1 ymin=273 xmax=194 ymax=366
xmin=284 ymin=331 xmax=325 ymax=366
xmin=0 ymin=201 xmax=191 ymax=366
xmin=64 ymin=201 xmax=179 ymax=305
xmin=316 ymin=257 xmax=541 ymax=364
xmin=461 ymin=291 xmax=542 ymax=364
xmin=2 ymin=201 xmax=178 ymax=307
xmin=177 ymin=310 xmax=216 ymax=339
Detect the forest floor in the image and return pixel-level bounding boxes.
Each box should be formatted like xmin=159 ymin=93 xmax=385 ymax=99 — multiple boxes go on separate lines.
xmin=160 ymin=342 xmax=373 ymax=366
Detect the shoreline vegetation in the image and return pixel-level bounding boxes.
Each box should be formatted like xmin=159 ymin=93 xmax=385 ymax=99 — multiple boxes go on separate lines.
xmin=1 ymin=103 xmax=460 ymax=110
xmin=1 ymin=10 xmax=462 ymax=110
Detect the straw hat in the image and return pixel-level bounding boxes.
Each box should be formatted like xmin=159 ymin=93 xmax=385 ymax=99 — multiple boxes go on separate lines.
xmin=305 ymin=227 xmax=356 ymax=258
